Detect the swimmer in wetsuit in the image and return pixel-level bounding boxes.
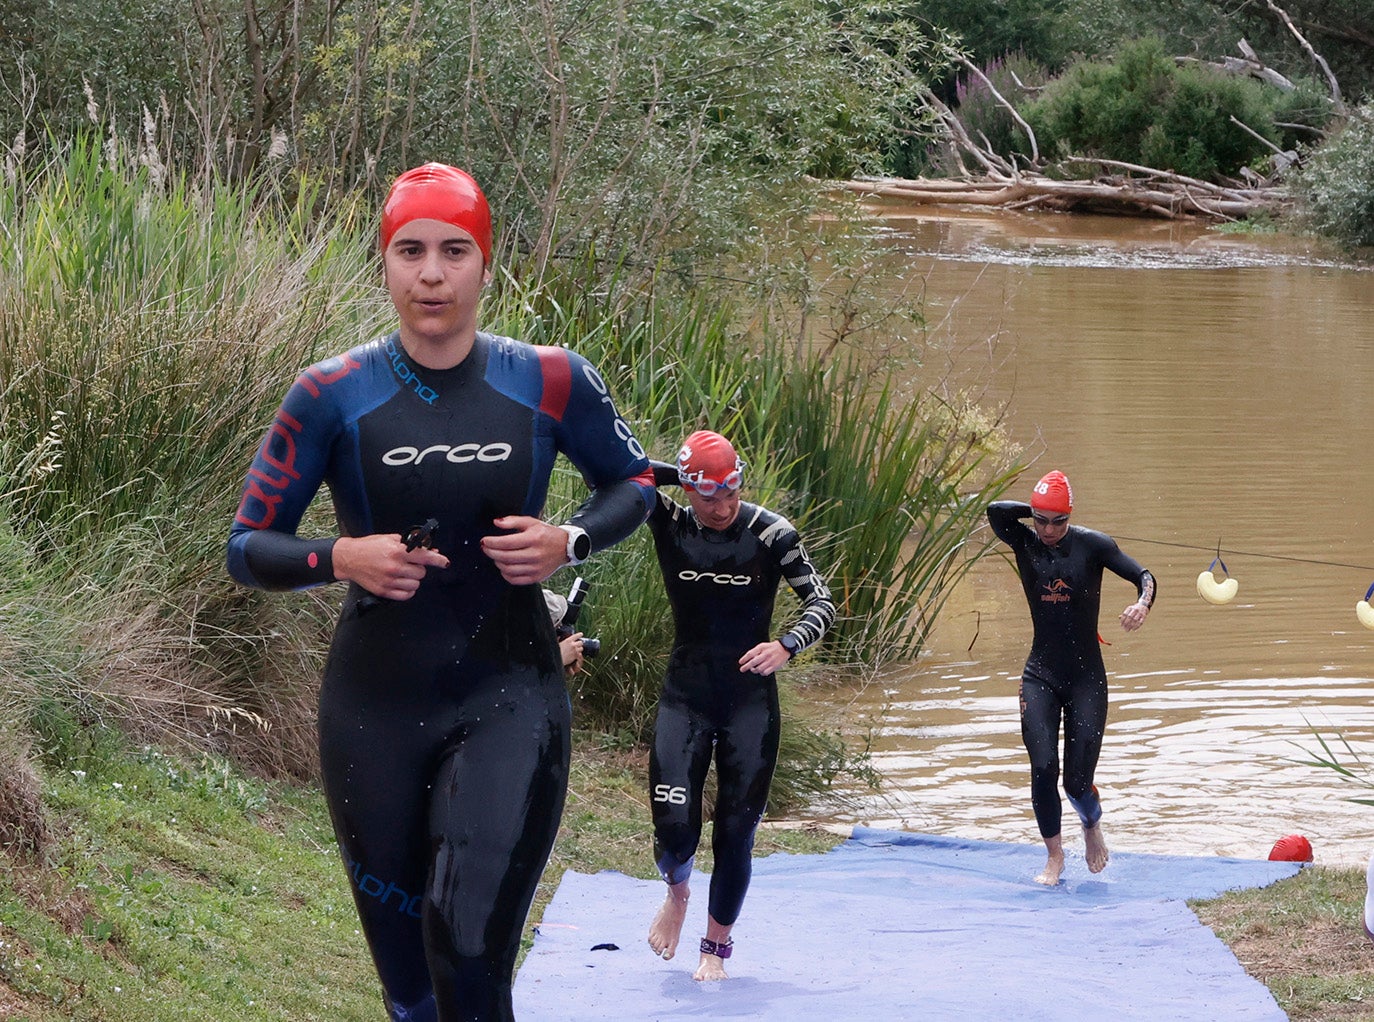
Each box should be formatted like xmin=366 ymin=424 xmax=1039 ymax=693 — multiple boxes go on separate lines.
xmin=226 ymin=163 xmax=654 ymax=1022
xmin=643 ymin=431 xmax=835 ymax=980
xmin=987 ymin=470 xmax=1155 ymax=886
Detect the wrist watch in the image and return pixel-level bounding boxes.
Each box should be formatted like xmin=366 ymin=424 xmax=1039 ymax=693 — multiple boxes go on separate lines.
xmin=560 ymin=524 xmax=592 ymax=565
xmin=779 ymin=634 xmax=800 ymax=658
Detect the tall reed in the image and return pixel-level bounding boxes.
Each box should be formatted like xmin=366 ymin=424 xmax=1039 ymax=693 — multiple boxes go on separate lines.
xmin=490 ymin=260 xmax=1016 ymax=655
xmin=480 ymin=262 xmax=1017 ymax=807
xmin=1 ymin=138 xmax=1017 ymax=803
xmin=1 ymin=136 xmax=381 ymax=775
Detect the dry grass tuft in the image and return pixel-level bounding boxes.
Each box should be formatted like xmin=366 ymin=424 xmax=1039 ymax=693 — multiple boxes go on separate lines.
xmin=0 ymin=735 xmax=51 ymax=863
xmin=1193 ymin=866 xmax=1374 ymax=1021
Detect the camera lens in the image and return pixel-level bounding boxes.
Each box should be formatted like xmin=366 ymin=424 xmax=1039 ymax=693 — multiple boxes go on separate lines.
xmin=581 ymin=638 xmax=601 ymax=658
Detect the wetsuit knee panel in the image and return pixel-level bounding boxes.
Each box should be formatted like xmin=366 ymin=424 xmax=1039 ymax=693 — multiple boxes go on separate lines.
xmin=1066 ymin=785 xmax=1102 ymax=828
xmin=656 ymin=850 xmax=696 ymax=886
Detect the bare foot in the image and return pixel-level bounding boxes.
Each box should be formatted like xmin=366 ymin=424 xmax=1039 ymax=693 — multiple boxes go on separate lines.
xmin=648 ymin=883 xmax=690 ymax=960
xmin=694 ymin=953 xmax=729 ymax=981
xmin=1034 ymin=853 xmax=1065 ymax=886
xmin=1083 ymin=822 xmax=1110 ymax=874
xmin=694 ymin=917 xmax=734 ymax=980
xmin=1034 ymin=834 xmax=1065 ymax=886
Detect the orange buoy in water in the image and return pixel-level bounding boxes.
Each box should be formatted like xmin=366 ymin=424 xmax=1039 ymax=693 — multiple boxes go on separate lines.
xmin=1268 ymin=834 xmax=1313 ymax=862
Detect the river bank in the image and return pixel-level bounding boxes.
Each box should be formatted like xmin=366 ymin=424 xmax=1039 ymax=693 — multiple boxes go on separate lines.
xmin=2 ymin=733 xmax=1370 ymax=1020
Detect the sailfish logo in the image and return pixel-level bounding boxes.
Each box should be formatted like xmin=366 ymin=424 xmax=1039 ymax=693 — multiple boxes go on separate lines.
xmin=1041 ymin=578 xmax=1072 ymax=604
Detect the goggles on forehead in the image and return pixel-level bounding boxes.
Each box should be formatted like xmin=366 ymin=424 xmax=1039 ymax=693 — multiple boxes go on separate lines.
xmin=678 ymin=459 xmax=745 ymax=497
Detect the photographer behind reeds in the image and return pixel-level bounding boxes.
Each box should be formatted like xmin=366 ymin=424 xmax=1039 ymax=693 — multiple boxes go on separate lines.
xmin=544 ymin=576 xmax=600 ymax=675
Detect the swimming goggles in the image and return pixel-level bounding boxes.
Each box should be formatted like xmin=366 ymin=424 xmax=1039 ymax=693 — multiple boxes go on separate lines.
xmin=678 ymin=459 xmax=745 ymax=496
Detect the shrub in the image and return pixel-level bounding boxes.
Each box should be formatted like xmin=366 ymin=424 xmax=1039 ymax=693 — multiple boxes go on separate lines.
xmin=1 ymin=0 xmax=946 ymax=274
xmin=1289 ymin=106 xmax=1374 ymax=250
xmin=1027 ymin=37 xmax=1287 ymax=180
xmin=912 ymin=0 xmax=1104 ymax=74
xmin=0 ymin=136 xmax=378 ymax=778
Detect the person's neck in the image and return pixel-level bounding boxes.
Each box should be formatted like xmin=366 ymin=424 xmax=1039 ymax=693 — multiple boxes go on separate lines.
xmin=398 ymin=328 xmax=478 ymax=370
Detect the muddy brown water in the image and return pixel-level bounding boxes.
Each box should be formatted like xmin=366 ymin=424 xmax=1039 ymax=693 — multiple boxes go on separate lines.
xmin=806 ymin=207 xmax=1374 ymax=865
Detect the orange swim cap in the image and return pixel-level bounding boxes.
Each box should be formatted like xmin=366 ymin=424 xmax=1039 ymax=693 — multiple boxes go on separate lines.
xmin=1267 ymin=834 xmax=1313 ymax=862
xmin=1030 ymin=470 xmax=1073 ymax=515
xmin=676 ymin=431 xmax=744 ymax=495
xmin=381 ymin=163 xmax=492 ymax=264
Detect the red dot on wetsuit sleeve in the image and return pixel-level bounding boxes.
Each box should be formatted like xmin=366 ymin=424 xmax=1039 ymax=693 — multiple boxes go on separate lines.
xmin=308 ymin=552 xmax=319 ymax=568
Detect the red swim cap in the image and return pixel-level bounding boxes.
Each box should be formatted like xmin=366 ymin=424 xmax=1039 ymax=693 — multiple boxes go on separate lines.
xmin=677 ymin=431 xmax=744 ymax=494
xmin=1030 ymin=470 xmax=1073 ymax=515
xmin=381 ymin=163 xmax=493 ymax=264
xmin=1268 ymin=834 xmax=1313 ymax=862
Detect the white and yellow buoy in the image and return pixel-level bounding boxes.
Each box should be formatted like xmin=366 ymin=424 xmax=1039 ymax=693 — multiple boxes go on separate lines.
xmin=1197 ymin=557 xmax=1238 ymax=605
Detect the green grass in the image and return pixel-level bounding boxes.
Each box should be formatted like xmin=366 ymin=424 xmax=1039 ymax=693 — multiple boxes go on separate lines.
xmin=3 ymin=737 xmax=1371 ymax=1021
xmin=0 ymin=734 xmax=844 ymax=1021
xmin=0 ymin=747 xmax=376 ymax=1021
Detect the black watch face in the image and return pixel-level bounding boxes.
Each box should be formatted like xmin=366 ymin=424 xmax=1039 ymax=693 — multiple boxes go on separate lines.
xmin=573 ymin=532 xmax=592 ymax=561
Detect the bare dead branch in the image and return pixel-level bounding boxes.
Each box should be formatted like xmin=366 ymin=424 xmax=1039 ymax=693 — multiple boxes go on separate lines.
xmin=954 ymin=54 xmax=1040 ymax=164
xmin=1175 ymin=52 xmax=1296 ymax=91
xmin=1264 ymin=0 xmax=1346 ymax=115
xmin=919 ymin=88 xmax=1012 ymax=178
xmin=1229 ymin=114 xmax=1286 ymax=158
xmin=1060 ymin=157 xmax=1229 ymax=192
xmin=1007 ymin=69 xmax=1045 ymax=96
xmin=825 ymin=167 xmax=1292 ymax=223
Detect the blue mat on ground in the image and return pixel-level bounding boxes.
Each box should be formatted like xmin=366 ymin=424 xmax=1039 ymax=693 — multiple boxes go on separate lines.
xmin=514 ymin=827 xmax=1301 ymax=1021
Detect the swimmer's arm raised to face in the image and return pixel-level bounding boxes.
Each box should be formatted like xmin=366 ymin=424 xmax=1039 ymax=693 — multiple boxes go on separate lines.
xmin=987 ymin=500 xmax=1035 ymax=544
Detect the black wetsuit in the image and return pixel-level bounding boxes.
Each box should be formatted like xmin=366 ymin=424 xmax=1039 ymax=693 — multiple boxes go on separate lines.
xmin=646 ymin=473 xmax=834 ymax=926
xmin=227 ymin=331 xmax=653 ymax=1022
xmin=986 ymin=501 xmax=1155 ymax=840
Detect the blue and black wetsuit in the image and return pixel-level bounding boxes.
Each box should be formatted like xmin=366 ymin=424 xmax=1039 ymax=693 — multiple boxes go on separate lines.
xmin=227 ymin=331 xmax=653 ymax=1022
xmin=646 ymin=471 xmax=834 ymax=926
xmin=987 ymin=501 xmax=1156 ymax=840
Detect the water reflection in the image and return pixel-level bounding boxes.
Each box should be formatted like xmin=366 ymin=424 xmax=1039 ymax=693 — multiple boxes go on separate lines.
xmin=811 ymin=208 xmax=1374 ymax=865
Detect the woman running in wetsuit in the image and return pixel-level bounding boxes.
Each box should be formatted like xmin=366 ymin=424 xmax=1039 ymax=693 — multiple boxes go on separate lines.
xmin=643 ymin=431 xmax=835 ymax=980
xmin=987 ymin=470 xmax=1155 ymax=886
xmin=226 ymin=163 xmax=654 ymax=1022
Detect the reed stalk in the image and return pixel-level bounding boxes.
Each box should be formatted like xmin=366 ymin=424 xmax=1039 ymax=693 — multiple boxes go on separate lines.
xmin=1 ymin=137 xmax=1017 ymax=805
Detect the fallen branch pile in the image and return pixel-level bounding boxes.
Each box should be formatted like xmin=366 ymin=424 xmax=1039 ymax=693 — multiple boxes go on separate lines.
xmin=826 ymin=12 xmax=1350 ymax=224
xmin=827 ymin=162 xmax=1294 ymax=222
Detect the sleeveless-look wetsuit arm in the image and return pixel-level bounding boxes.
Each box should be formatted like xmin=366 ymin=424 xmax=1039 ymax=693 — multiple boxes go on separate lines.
xmin=987 ymin=500 xmax=1034 ymax=548
xmin=226 ymin=369 xmax=348 ymax=591
xmin=649 ymin=460 xmax=680 ymax=488
xmin=546 ymin=348 xmax=654 ymax=554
